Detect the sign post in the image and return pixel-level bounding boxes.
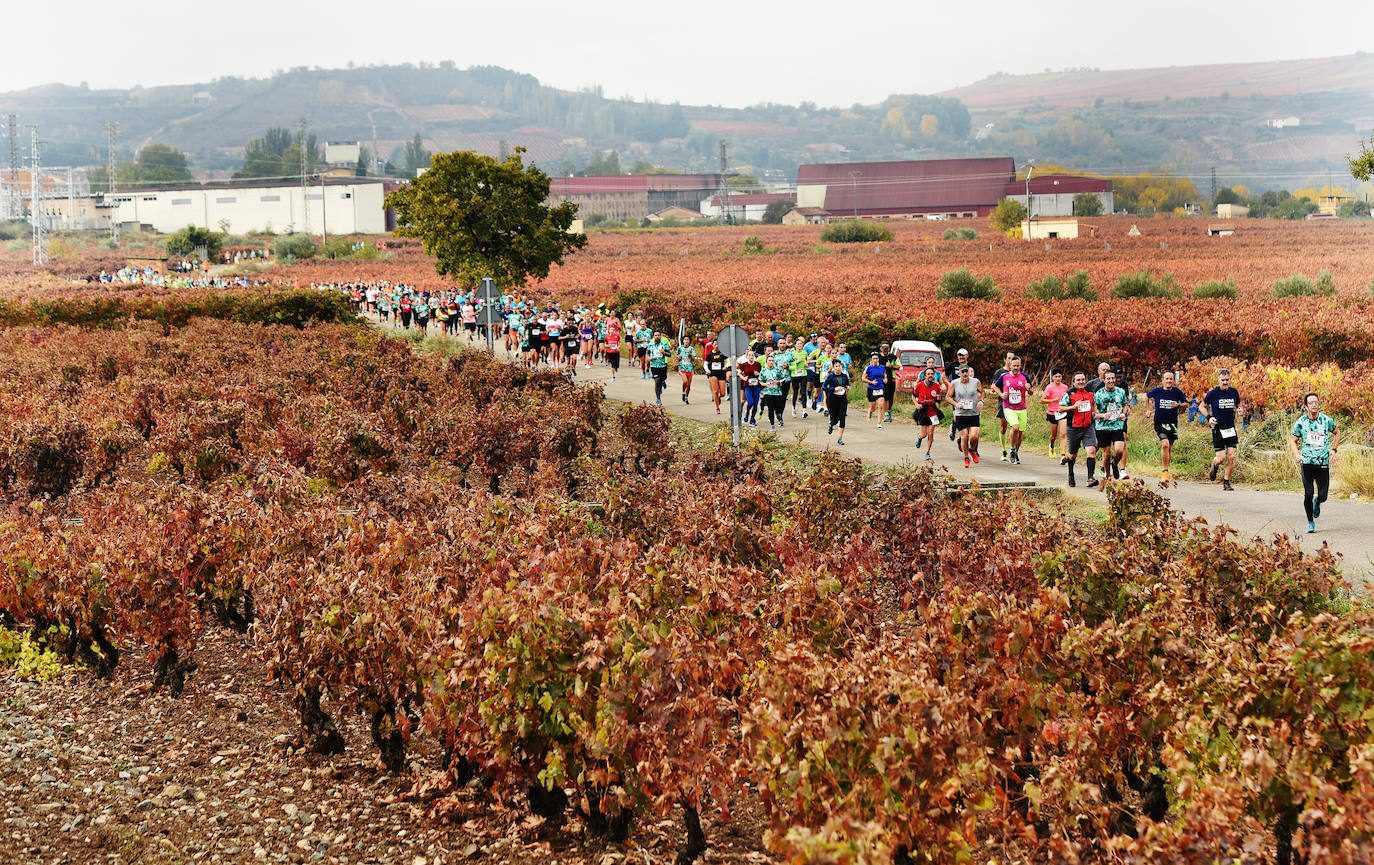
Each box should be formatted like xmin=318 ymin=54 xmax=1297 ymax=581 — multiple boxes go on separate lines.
xmin=717 ymin=324 xmax=750 ymax=448
xmin=476 ymin=275 xmax=502 ymax=354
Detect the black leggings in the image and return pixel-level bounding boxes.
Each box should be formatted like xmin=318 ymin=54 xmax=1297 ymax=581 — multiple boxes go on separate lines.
xmin=652 ymin=367 xmax=667 ymax=400
xmin=765 ymin=393 xmax=785 ymax=425
xmin=826 ymin=394 xmax=848 ymax=429
xmin=607 ymin=351 xmax=620 ymax=372
xmin=1301 ymin=463 xmax=1329 ymax=521
xmin=791 ymin=377 xmax=808 ymax=406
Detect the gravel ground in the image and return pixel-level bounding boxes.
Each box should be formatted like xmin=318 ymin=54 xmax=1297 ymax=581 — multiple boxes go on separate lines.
xmin=0 ymin=627 xmax=770 ymax=865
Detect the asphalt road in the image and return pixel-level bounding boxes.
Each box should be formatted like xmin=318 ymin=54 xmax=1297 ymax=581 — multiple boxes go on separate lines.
xmin=570 ymin=359 xmax=1374 ymax=585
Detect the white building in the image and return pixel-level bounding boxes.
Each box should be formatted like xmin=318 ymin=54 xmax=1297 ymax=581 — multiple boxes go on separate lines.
xmin=1021 ymin=218 xmax=1079 ymax=240
xmin=324 ymin=141 xmax=362 ymax=166
xmin=1267 ymin=116 xmax=1301 ymax=129
xmin=699 ymin=192 xmax=796 ymax=222
xmin=104 ymin=178 xmax=389 ymax=235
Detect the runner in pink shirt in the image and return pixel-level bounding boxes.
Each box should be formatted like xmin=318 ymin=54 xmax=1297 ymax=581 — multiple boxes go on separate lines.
xmin=1041 ymin=369 xmax=1069 ymax=463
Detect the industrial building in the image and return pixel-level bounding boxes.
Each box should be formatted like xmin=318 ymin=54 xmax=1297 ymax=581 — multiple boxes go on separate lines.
xmin=795 ymin=158 xmax=1112 ymax=221
xmin=103 ymin=178 xmax=391 ymax=235
xmin=795 ymin=157 xmax=1016 ymax=220
xmin=699 ymin=192 xmax=796 ymax=222
xmin=546 ymin=174 xmax=722 ymax=222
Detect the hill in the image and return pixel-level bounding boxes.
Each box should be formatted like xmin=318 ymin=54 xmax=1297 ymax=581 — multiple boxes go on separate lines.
xmin=2 ymin=56 xmax=1371 ymax=192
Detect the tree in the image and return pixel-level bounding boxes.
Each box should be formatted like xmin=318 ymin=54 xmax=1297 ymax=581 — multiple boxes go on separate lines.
xmin=990 ymin=198 xmax=1027 ymax=234
xmin=386 ymin=147 xmax=587 ymax=287
xmin=132 ymin=144 xmax=192 ymax=187
xmin=403 ymin=134 xmax=432 ymax=178
xmin=1214 ymin=187 xmax=1241 ymax=205
xmin=355 ymin=145 xmax=372 ymax=177
xmin=581 ymin=150 xmax=622 ymax=176
xmin=761 ymin=200 xmax=795 ymax=224
xmin=237 ymin=127 xmax=320 ymax=181
xmin=1349 ymin=130 xmax=1374 ymax=181
xmin=726 ymin=174 xmax=765 ymax=193
xmin=1072 ymin=193 xmax=1103 ymax=216
xmin=165 ymin=224 xmax=223 ymax=260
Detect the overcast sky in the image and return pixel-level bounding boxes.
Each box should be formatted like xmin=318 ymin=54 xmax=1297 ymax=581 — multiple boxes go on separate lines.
xmin=6 ymin=0 xmax=1370 ymax=106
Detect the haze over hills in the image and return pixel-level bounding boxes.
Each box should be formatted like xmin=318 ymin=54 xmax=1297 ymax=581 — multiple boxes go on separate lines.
xmin=3 ymin=54 xmax=1371 ymax=191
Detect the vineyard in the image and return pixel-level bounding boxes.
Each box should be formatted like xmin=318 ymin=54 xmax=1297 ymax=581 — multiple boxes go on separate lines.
xmin=1 ymin=291 xmax=1373 ymax=863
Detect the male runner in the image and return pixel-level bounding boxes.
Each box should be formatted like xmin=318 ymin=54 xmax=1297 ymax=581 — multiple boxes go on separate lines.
xmin=1059 ymin=372 xmax=1099 ymax=488
xmin=991 ymin=356 xmax=1030 ymax=464
xmin=945 ymin=365 xmax=983 ymax=468
xmin=1290 ymin=393 xmax=1340 ymax=533
xmin=990 ymin=351 xmax=1016 ymax=460
xmin=1093 ymin=370 xmax=1129 ymax=481
xmin=1201 ymin=369 xmax=1243 ymax=491
xmin=1146 ymin=371 xmax=1188 ymax=483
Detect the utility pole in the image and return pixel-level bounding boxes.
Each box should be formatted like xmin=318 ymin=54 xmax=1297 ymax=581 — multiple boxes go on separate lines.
xmin=106 ymin=121 xmax=118 ymax=241
xmin=371 ymin=121 xmax=380 ymax=176
xmin=320 ymin=170 xmax=327 ymax=244
xmin=718 ymin=139 xmax=731 ymax=224
xmin=1209 ymin=167 xmax=1217 ymax=205
xmin=5 ymin=115 xmax=18 ymax=220
xmin=299 ymin=118 xmax=310 ymax=234
xmin=849 ymin=170 xmax=862 ymax=219
xmin=29 ymin=126 xmax=45 ymax=266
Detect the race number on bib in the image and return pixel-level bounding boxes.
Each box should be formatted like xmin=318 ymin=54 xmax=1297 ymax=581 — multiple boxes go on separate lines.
xmin=1077 ymin=401 xmax=1091 ymax=413
xmin=960 ymin=399 xmax=975 ymax=410
xmin=1305 ymin=430 xmax=1327 ymax=448
xmin=1220 ymin=427 xmax=1236 ymax=438
xmin=1054 ymin=412 xmax=1067 ymax=421
xmin=833 ymin=386 xmax=847 ymax=396
xmin=1006 ymin=388 xmax=1021 ymax=403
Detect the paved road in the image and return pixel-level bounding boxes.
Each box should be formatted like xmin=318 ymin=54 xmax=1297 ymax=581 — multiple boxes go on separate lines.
xmin=569 ymin=360 xmax=1374 ymax=584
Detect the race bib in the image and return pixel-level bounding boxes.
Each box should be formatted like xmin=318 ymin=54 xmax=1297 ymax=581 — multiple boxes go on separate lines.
xmin=1220 ymin=427 xmax=1236 ymax=438
xmin=1006 ymin=388 xmax=1022 ymax=403
xmin=748 ymin=377 xmax=759 ymax=386
xmin=1054 ymin=412 xmax=1067 ymax=421
xmin=709 ymin=362 xmax=722 ymax=371
xmin=833 ymin=386 xmax=846 ymax=396
xmin=1305 ymin=430 xmax=1326 ymax=448
xmin=960 ymin=399 xmax=975 ymax=410
xmin=1077 ymin=401 xmax=1091 ymax=413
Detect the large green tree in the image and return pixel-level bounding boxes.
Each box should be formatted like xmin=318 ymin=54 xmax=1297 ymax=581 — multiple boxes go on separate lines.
xmin=90 ymin=143 xmax=192 ymax=190
xmin=237 ymin=127 xmax=320 ymax=181
xmin=386 ymin=147 xmax=587 ymax=287
xmin=403 ymin=134 xmax=432 ymax=178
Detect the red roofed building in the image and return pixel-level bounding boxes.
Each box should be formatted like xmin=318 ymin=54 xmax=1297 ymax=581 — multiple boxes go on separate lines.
xmin=1002 ymin=174 xmax=1113 ymax=217
xmin=547 ymin=173 xmax=722 ymax=221
xmin=795 ymin=157 xmax=1016 ymax=219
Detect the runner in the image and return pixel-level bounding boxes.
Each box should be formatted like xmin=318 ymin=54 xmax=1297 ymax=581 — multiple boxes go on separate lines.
xmin=945 ymin=364 xmax=983 ymax=468
xmin=676 ymin=336 xmax=697 ymax=405
xmin=912 ymin=367 xmax=945 ymax=461
xmin=788 ymin=337 xmax=809 ymax=418
xmin=1145 ymin=371 xmax=1188 ymax=483
xmin=562 ymin=319 xmax=581 ymax=372
xmin=991 ymin=355 xmax=1030 ymax=464
xmin=604 ymin=324 xmax=622 ymax=382
xmin=1093 ymin=369 xmax=1129 ymax=481
xmin=648 ymin=331 xmax=670 ymax=404
xmin=761 ymin=355 xmax=787 ymax=431
xmin=1086 ymin=361 xmax=1112 ymax=394
xmin=1041 ymin=369 xmax=1069 ymax=462
xmin=863 ymin=353 xmax=887 ymax=428
xmin=947 ymin=348 xmax=970 ymax=441
xmin=879 ymin=342 xmax=899 ymax=423
xmin=704 ymin=342 xmax=728 ymax=414
xmin=738 ymin=349 xmax=762 ymax=427
xmin=822 ymin=359 xmax=851 ymax=445
xmin=1059 ymin=372 xmax=1099 ymax=488
xmin=634 ymin=321 xmax=652 ymax=378
xmin=773 ymin=340 xmax=793 ymax=414
xmin=1290 ymin=393 xmax=1340 ymax=533
xmin=990 ymin=351 xmax=1015 ymax=460
xmin=1201 ymin=369 xmax=1243 ymax=491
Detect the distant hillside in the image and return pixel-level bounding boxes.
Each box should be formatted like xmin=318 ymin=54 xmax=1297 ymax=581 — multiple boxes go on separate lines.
xmin=940 ymin=54 xmax=1374 ymax=109
xmin=2 ymin=55 xmax=1371 ymax=193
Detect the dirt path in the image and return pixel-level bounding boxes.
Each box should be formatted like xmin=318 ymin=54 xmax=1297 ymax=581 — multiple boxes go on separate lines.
xmin=569 ymin=359 xmax=1374 ymax=584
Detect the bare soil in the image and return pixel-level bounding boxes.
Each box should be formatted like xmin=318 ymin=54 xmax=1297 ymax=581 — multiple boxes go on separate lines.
xmin=0 ymin=626 xmax=773 ymax=864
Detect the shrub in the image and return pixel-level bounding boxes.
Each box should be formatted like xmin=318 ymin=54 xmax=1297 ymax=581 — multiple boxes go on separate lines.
xmin=741 ymin=235 xmax=772 ymax=255
xmin=1193 ymin=279 xmax=1240 ymax=299
xmin=958 ymin=227 xmax=979 ymax=240
xmin=942 ymin=228 xmax=958 ymax=240
xmin=989 ymin=197 xmax=1027 ymax=233
xmin=1272 ymin=271 xmax=1337 ymax=297
xmin=1112 ymin=269 xmax=1181 ymax=299
xmin=165 ymin=224 xmax=224 ymax=260
xmin=320 ymin=237 xmax=354 ymax=259
xmin=820 ymin=220 xmax=893 ymax=243
xmin=811 ymin=243 xmax=832 ymax=254
xmin=1073 ymin=192 xmax=1104 ymax=216
xmin=1027 ymin=270 xmax=1095 ymax=301
xmin=937 ymin=268 xmax=1000 ymax=300
xmin=273 ymin=233 xmax=318 ymax=261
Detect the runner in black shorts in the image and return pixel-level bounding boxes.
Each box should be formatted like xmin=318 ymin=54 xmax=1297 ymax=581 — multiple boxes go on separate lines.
xmin=1059 ymin=372 xmax=1100 ymax=488
xmin=1146 ymin=370 xmax=1187 ymax=483
xmin=1201 ymin=369 xmax=1243 ymax=491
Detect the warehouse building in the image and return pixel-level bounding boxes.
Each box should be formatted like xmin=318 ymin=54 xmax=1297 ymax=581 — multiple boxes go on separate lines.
xmin=795 ymin=157 xmax=1016 ymax=220
xmin=546 ymin=174 xmax=722 ymax=222
xmin=102 ymin=178 xmax=391 ymax=235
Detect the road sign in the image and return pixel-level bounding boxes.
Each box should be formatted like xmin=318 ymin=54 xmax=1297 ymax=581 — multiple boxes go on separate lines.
xmin=717 ymin=325 xmax=750 ymax=358
xmin=478 ymin=276 xmax=502 ymax=352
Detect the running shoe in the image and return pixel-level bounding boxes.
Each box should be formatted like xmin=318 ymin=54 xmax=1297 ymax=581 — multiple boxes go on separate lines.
xmin=1068 ymin=477 xmax=1076 ymax=487
xmin=682 ymin=394 xmax=688 ymax=404
xmin=1060 ymin=455 xmax=1068 ymax=466
xmin=828 ymin=425 xmax=834 ymax=436
xmin=778 ymin=421 xmax=785 ymax=428
xmin=792 ymin=408 xmax=797 ymax=418
xmin=1313 ymin=500 xmax=1321 ymax=519
xmin=1222 ymin=480 xmax=1234 ymax=491
xmin=1120 ymin=473 xmax=1130 ymax=481
xmin=656 ymin=398 xmax=661 ymax=405
xmin=837 ymin=437 xmax=845 ymax=446
xmin=1209 ymin=463 xmax=1218 ymax=482
xmin=925 ymin=453 xmax=933 ymax=461
xmin=1307 ymin=521 xmax=1316 ymax=533
xmin=770 ymin=425 xmax=775 ymax=432
xmin=1001 ymin=451 xmax=1008 ymax=462
xmin=802 ymin=411 xmax=808 ymax=419
xmin=964 ymin=457 xmax=970 ymax=468
xmin=1010 ymin=451 xmax=1020 ymax=465
xmin=884 ymin=411 xmax=893 ymax=423
xmin=715 ymin=408 xmax=721 ymax=415
xmin=1086 ymin=478 xmax=1100 ymax=488
xmin=971 ymin=452 xmax=980 ymax=464
xmin=876 ymin=423 xmax=883 ymax=429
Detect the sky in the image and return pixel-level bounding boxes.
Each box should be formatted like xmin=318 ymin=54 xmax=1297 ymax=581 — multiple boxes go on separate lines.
xmin=6 ymin=0 xmax=1371 ymax=107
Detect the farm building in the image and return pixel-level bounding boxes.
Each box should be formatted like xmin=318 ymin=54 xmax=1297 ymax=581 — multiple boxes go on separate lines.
xmin=795 ymin=157 xmax=1015 ymax=220
xmin=647 ymin=205 xmax=706 ymax=222
xmin=782 ymin=207 xmax=829 ymax=225
xmin=547 ymin=174 xmax=722 ymax=222
xmin=1022 ymin=218 xmax=1079 ymax=240
xmin=1216 ymin=203 xmax=1250 ymax=219
xmin=1207 ymin=223 xmax=1236 ymax=237
xmin=1002 ymin=174 xmax=1113 ymax=217
xmin=700 ymin=192 xmax=796 ymax=221
xmin=102 ymin=178 xmax=392 ymax=235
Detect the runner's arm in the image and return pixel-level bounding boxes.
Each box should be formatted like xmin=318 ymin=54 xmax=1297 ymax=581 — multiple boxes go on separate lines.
xmin=1289 ymin=431 xmax=1303 ymax=464
xmin=1331 ymin=424 xmax=1341 ymax=454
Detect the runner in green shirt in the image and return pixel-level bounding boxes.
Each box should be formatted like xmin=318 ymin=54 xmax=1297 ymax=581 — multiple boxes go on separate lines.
xmin=1092 ymin=371 xmax=1130 ymax=481
xmin=1290 ymin=393 xmax=1340 ymax=533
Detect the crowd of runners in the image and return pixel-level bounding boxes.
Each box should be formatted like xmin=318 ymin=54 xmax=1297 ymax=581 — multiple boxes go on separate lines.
xmin=326 ymin=282 xmax=1345 ymax=534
